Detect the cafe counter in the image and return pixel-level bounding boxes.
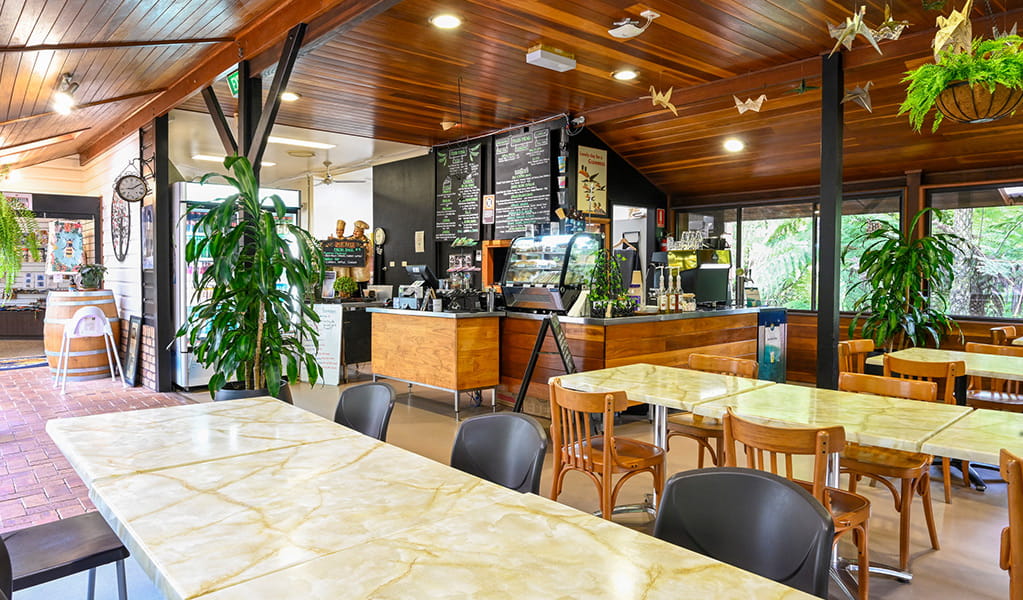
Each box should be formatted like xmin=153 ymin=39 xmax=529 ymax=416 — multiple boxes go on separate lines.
xmin=367 ymin=308 xmax=503 ymax=417
xmin=501 ymin=308 xmax=763 ymax=416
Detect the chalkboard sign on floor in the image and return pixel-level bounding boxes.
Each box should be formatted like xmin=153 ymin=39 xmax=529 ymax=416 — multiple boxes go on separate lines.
xmin=513 ymin=315 xmax=576 ymax=413
xmin=494 ymin=128 xmax=552 ymax=238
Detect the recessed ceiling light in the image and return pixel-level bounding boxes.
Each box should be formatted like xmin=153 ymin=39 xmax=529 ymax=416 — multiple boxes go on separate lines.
xmin=723 ymin=138 xmax=745 ymax=153
xmin=280 ymin=91 xmax=301 ymax=102
xmin=192 ymin=154 xmax=276 ymax=167
xmin=267 ymin=135 xmax=335 ymax=149
xmin=430 ymin=14 xmax=461 ymax=29
xmin=611 ymin=70 xmax=638 ymax=81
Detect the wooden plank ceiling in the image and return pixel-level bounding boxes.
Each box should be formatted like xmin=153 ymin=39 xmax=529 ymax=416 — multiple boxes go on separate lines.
xmin=5 ymin=1 xmax=1023 ymax=199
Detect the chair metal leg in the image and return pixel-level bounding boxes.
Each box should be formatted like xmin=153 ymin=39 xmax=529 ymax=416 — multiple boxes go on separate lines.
xmin=87 ymin=567 xmax=97 ymax=600
xmin=116 ymin=559 xmax=128 ymax=600
xmin=106 ymin=332 xmax=127 ymax=387
xmin=59 ymin=335 xmax=70 ymax=394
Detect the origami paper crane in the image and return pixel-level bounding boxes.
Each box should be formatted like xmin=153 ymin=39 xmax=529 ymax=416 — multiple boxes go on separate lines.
xmin=828 ymin=6 xmax=882 ymax=56
xmin=785 ymin=79 xmax=820 ymax=95
xmin=641 ymin=86 xmax=678 ymax=116
xmin=734 ymin=94 xmax=767 ymax=114
xmin=933 ymin=0 xmax=973 ymax=59
xmin=841 ymin=81 xmax=874 ymax=113
xmin=871 ymin=4 xmax=911 ymax=41
xmin=993 ymin=23 xmax=1018 ymax=39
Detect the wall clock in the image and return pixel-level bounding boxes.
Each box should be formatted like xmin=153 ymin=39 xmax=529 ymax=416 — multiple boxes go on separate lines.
xmin=373 ymin=227 xmax=387 ymax=246
xmin=115 ymin=173 xmax=148 ymax=202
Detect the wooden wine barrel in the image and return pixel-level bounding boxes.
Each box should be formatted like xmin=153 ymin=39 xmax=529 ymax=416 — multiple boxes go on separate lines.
xmin=44 ymin=290 xmax=121 ymax=382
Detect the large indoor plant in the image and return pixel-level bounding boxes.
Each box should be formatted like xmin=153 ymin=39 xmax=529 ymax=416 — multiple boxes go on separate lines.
xmin=0 ymin=192 xmax=40 ymax=300
xmin=176 ymin=156 xmax=325 ymax=398
xmin=900 ymin=34 xmax=1023 ymax=132
xmin=845 ymin=208 xmax=964 ymax=351
xmin=588 ymin=249 xmax=637 ymax=318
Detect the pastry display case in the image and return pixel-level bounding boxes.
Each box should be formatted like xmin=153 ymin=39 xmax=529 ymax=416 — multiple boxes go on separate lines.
xmin=501 ymin=233 xmax=600 ymax=312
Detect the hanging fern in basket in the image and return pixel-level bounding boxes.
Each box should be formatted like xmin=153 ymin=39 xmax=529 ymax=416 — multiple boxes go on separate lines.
xmin=0 ymin=193 xmax=40 ymax=300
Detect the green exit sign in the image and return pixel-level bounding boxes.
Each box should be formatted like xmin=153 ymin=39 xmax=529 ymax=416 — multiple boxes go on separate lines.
xmin=226 ymin=70 xmax=239 ymax=97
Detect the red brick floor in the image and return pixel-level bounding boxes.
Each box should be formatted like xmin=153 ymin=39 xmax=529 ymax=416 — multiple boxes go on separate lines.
xmin=0 ymin=366 xmax=192 ymax=533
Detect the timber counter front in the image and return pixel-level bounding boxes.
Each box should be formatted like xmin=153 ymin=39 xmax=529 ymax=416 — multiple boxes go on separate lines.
xmin=368 ymin=308 xmax=503 ymax=418
xmin=501 ymin=309 xmax=762 ymax=416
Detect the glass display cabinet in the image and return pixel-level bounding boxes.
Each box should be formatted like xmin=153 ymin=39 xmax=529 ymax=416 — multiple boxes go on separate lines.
xmin=501 ymin=232 xmax=600 ymax=313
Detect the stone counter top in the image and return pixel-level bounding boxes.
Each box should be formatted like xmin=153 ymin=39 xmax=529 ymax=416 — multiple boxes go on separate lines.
xmin=505 ymin=306 xmax=768 ymax=326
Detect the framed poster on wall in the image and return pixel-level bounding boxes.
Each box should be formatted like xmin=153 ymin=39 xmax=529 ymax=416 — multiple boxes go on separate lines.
xmin=46 ymin=220 xmax=84 ymax=275
xmin=577 ymin=146 xmax=607 ymax=215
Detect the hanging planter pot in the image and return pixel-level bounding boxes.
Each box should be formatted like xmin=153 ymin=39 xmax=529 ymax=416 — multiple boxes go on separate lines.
xmin=934 ymin=80 xmax=1023 ymax=124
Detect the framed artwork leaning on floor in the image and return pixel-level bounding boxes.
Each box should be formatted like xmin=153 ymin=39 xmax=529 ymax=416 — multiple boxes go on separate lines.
xmin=124 ymin=315 xmax=142 ymax=386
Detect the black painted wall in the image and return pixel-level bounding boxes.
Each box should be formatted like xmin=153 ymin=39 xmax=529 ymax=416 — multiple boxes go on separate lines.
xmin=372 ymin=154 xmax=436 ymax=287
xmin=565 ymin=128 xmax=666 ymax=210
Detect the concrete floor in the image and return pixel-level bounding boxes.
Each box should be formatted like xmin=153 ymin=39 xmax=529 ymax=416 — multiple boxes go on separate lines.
xmin=3 ymin=365 xmax=1013 ymax=599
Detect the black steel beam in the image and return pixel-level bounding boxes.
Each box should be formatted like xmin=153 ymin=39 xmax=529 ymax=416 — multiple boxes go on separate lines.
xmin=154 ymin=115 xmax=175 ymax=391
xmin=236 ymin=60 xmax=262 ymax=177
xmin=247 ymin=23 xmax=307 ymax=170
xmin=201 ymin=87 xmax=238 ymax=156
xmin=816 ymin=52 xmax=844 ymax=390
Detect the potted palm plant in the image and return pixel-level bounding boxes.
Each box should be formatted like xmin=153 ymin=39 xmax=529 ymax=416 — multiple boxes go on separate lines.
xmin=0 ymin=192 xmax=40 ymax=300
xmin=900 ymin=34 xmax=1023 ymax=132
xmin=845 ymin=208 xmax=964 ymax=351
xmin=176 ymin=156 xmax=325 ymax=400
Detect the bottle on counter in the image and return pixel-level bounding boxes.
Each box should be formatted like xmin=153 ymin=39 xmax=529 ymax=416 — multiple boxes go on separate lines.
xmin=657 ymin=267 xmax=669 ymax=314
xmin=669 ymin=270 xmax=680 ymax=313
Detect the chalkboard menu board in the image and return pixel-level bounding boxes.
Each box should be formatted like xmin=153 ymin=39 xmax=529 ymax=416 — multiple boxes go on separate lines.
xmin=494 ymin=128 xmax=552 ymax=238
xmin=435 ymin=143 xmax=482 ymax=241
xmin=321 ymin=238 xmax=367 ymax=267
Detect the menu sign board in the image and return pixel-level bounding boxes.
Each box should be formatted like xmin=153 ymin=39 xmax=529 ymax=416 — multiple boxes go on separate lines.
xmin=435 ymin=143 xmax=482 ymax=241
xmin=494 ymin=128 xmax=552 ymax=238
xmin=321 ymin=238 xmax=367 ymax=267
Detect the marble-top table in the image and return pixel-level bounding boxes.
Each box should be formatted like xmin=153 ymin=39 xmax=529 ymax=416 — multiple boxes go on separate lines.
xmin=865 ymin=346 xmax=1023 ymax=381
xmin=1013 ymin=337 xmax=1023 ymax=347
xmin=555 ymin=363 xmax=775 ymax=448
xmin=47 ymin=398 xmax=816 ymax=600
xmin=921 ymin=408 xmax=1023 ymax=464
xmin=692 ymin=383 xmax=973 ymax=453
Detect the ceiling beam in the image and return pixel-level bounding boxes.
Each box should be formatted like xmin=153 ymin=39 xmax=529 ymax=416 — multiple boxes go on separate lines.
xmin=0 ymin=89 xmax=165 ymax=128
xmin=0 ymin=38 xmax=232 ymax=53
xmin=248 ymin=24 xmax=307 ymax=169
xmin=78 ymin=0 xmax=403 ymax=165
xmin=0 ymin=129 xmax=90 ymax=160
xmin=201 ymin=87 xmax=238 ymax=156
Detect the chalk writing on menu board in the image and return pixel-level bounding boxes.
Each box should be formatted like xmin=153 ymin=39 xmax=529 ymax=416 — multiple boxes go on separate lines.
xmin=321 ymin=238 xmax=367 ymax=267
xmin=435 ymin=143 xmax=482 ymax=241
xmin=494 ymin=128 xmax=552 ymax=238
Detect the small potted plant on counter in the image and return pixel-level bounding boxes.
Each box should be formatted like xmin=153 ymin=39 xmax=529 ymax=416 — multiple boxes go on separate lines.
xmin=588 ymin=249 xmax=637 ymax=318
xmin=333 ymin=275 xmax=359 ymax=299
xmin=75 ymin=264 xmax=107 ymax=290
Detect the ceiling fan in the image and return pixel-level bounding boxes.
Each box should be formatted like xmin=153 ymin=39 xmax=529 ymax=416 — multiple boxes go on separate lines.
xmin=312 ymin=160 xmax=367 ymax=186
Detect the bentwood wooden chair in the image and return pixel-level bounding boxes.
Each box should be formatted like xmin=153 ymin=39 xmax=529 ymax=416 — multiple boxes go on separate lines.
xmin=965 ymin=342 xmax=1023 ymax=413
xmin=549 ymin=378 xmax=665 ymax=519
xmin=1001 ymin=448 xmax=1023 ymax=600
xmin=884 ymin=354 xmax=968 ymax=503
xmin=838 ymin=339 xmax=875 ymax=374
xmin=666 ymin=354 xmax=758 ymax=468
xmin=992 ymin=326 xmax=1019 ymax=346
xmin=723 ymin=409 xmax=871 ymax=600
xmin=838 ymin=372 xmax=941 ymax=572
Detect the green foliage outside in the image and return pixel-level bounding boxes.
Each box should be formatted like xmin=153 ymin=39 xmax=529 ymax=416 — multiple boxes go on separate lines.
xmin=934 ymin=205 xmax=1023 ymax=318
xmin=0 ymin=193 xmax=40 ymax=300
xmin=741 ymin=213 xmax=814 ymax=309
xmin=176 ymin=156 xmax=325 ymax=397
xmin=900 ymin=35 xmax=1023 ymax=132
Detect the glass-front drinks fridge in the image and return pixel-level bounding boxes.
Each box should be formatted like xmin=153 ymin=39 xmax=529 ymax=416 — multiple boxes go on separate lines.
xmin=501 ymin=232 xmax=600 ymax=313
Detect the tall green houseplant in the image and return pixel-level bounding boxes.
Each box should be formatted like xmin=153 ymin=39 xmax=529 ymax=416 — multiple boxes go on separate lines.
xmin=0 ymin=193 xmax=40 ymax=300
xmin=176 ymin=156 xmax=325 ymax=397
xmin=845 ymin=208 xmax=964 ymax=351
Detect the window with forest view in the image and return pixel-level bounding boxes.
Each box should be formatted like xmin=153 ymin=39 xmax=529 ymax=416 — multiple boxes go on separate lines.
xmin=930 ymin=187 xmax=1023 ymax=319
xmin=674 ymin=193 xmax=901 ymax=311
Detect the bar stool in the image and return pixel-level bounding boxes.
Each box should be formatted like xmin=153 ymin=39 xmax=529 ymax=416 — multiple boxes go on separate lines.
xmin=54 ymin=306 xmax=125 ymax=393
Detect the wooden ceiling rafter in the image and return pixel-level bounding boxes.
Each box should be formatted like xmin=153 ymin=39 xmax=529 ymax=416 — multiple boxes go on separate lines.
xmin=0 ymin=128 xmax=90 ymax=160
xmin=0 ymin=38 xmax=234 ymax=53
xmin=77 ymin=0 xmax=403 ymax=166
xmin=0 ymin=88 xmax=166 ymax=128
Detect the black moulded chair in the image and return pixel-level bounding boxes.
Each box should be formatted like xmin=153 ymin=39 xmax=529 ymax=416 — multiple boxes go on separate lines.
xmin=450 ymin=413 xmax=548 ymax=494
xmin=653 ymin=467 xmax=834 ymax=599
xmin=1 ymin=511 xmax=129 ymax=600
xmin=334 ymin=382 xmax=396 ymax=441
